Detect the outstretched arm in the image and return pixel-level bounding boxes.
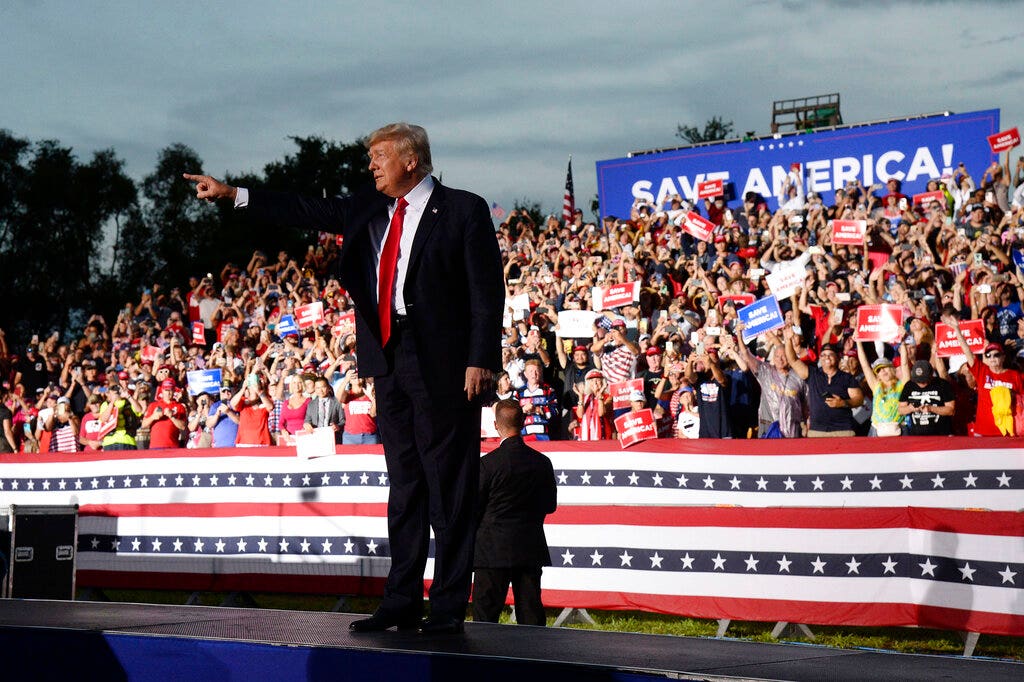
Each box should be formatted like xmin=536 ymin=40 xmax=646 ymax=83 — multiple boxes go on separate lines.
xmin=183 ymin=174 xmax=238 ymax=202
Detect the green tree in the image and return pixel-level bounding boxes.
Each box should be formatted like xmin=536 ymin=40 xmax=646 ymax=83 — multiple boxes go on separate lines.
xmin=211 ymin=135 xmax=374 ymax=267
xmin=262 ymin=134 xmax=371 ymax=197
xmin=127 ymin=144 xmax=220 ymax=287
xmin=512 ymin=198 xmax=545 ymax=227
xmin=675 ymin=116 xmax=735 ymax=144
xmin=0 ymin=135 xmax=135 ymax=340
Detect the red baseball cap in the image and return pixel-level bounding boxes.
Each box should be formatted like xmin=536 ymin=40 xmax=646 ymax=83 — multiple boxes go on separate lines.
xmin=159 ymin=379 xmax=177 ymax=390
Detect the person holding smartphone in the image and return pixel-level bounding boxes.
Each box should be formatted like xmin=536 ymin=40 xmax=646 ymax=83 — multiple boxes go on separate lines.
xmin=141 ymin=379 xmax=187 ymax=449
xmin=784 ymin=335 xmax=864 ymax=438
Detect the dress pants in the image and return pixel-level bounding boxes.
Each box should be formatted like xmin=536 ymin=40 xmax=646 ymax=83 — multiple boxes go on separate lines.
xmin=472 ymin=566 xmax=545 ymax=626
xmin=373 ymin=320 xmax=479 ymax=621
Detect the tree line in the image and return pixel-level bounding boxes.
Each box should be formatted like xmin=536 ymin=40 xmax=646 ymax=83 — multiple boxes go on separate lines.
xmin=0 ymin=131 xmax=371 ymax=346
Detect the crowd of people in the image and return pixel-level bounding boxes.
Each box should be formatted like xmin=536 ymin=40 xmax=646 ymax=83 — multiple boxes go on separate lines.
xmin=2 ymin=152 xmax=1023 ymax=453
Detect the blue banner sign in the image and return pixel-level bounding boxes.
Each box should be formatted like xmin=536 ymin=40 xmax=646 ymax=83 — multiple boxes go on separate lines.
xmin=596 ymin=109 xmax=1000 ymax=220
xmin=277 ymin=314 xmax=299 ymax=337
xmin=186 ymin=368 xmax=222 ymax=397
xmin=738 ymin=295 xmax=785 ymax=342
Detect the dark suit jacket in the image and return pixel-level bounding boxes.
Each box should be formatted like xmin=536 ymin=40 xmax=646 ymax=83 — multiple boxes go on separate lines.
xmin=304 ymin=396 xmax=344 ymax=429
xmin=246 ymin=181 xmax=504 ymax=397
xmin=474 ymin=436 xmax=557 ymax=568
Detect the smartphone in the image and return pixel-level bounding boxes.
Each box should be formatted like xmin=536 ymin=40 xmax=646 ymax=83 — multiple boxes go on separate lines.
xmin=898 ymin=198 xmax=908 ymax=211
xmin=705 ymin=326 xmax=721 ymax=337
xmin=976 ymin=284 xmax=992 ymax=294
xmin=974 ymin=253 xmax=983 ymax=265
xmin=836 ymin=292 xmax=851 ymax=303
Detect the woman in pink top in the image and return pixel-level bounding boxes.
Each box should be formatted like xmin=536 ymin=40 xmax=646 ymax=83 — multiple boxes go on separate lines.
xmin=277 ymin=374 xmax=310 ymax=438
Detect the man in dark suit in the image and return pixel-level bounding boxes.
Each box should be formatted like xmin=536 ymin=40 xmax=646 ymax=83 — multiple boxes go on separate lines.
xmin=303 ymin=376 xmax=345 ymax=442
xmin=184 ymin=123 xmax=504 ymax=635
xmin=472 ymin=399 xmax=557 ymax=626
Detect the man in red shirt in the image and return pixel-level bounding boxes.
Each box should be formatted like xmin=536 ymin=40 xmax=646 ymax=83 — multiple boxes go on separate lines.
xmin=948 ymin=319 xmax=1023 ymax=436
xmin=142 ymin=379 xmax=187 ymax=448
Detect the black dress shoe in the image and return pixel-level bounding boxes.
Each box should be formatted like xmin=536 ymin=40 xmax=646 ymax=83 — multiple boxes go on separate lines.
xmin=418 ymin=616 xmax=464 ymax=635
xmin=349 ymin=611 xmax=421 ymax=633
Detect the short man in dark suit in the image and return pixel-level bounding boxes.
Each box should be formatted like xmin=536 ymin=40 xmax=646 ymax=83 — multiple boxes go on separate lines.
xmin=472 ymin=399 xmax=557 ymax=626
xmin=185 ymin=123 xmax=504 ymax=635
xmin=303 ymin=376 xmax=345 ymax=442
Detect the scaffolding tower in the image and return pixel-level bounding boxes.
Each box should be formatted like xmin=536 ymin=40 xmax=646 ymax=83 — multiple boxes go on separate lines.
xmin=771 ymin=93 xmax=842 ymax=134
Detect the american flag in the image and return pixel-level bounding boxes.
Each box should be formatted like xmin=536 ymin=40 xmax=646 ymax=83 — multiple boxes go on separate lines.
xmin=490 ymin=202 xmax=506 ymax=220
xmin=562 ymin=157 xmax=575 ymax=226
xmin=1 ymin=438 xmax=1021 ymax=636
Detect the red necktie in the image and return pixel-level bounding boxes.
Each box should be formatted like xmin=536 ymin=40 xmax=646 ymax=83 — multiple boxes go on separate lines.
xmin=378 ymin=197 xmax=407 ymax=345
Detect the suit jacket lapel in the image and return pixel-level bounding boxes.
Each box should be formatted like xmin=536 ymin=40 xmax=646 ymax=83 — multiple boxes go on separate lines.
xmin=406 ymin=180 xmax=445 ymax=282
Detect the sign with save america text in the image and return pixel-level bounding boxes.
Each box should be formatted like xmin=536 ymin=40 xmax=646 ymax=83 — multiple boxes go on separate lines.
xmin=854 ymin=305 xmax=904 ymax=342
xmin=935 ymin=320 xmax=986 ymax=357
xmin=598 ymin=109 xmax=1000 ymax=221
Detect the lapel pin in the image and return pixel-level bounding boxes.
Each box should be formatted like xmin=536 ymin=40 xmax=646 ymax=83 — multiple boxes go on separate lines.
xmin=432 ymin=208 xmax=438 ymax=213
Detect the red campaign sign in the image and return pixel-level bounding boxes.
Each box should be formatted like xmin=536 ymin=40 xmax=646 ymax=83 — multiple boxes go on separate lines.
xmin=718 ymin=294 xmax=756 ymax=308
xmin=696 ymin=178 xmax=724 ymax=199
xmin=681 ymin=211 xmax=715 ymax=242
xmin=854 ymin=304 xmax=904 ymax=342
xmin=987 ymin=127 xmax=1020 ymax=154
xmin=614 ymin=408 xmax=658 ymax=448
xmin=191 ymin=321 xmax=206 ymax=346
xmin=912 ymin=190 xmax=945 ymax=206
xmin=595 ymin=280 xmax=639 ymax=311
xmin=609 ymin=378 xmax=644 ymax=410
xmin=831 ymin=219 xmax=866 ymax=245
xmin=332 ymin=311 xmax=356 ymax=338
xmin=934 ymin=320 xmax=986 ymax=357
xmin=140 ymin=344 xmax=161 ymax=364
xmin=295 ymin=301 xmax=325 ymax=329
xmin=94 ymin=404 xmax=120 ymax=440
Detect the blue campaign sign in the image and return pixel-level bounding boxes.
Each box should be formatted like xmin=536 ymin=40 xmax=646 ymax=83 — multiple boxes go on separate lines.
xmin=596 ymin=109 xmax=1000 ymax=220
xmin=1012 ymin=246 xmax=1024 ymax=273
xmin=738 ymin=295 xmax=785 ymax=342
xmin=277 ymin=314 xmax=299 ymax=337
xmin=186 ymin=369 xmax=222 ymax=396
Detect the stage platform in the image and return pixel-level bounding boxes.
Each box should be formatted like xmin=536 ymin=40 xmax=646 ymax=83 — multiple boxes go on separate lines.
xmin=0 ymin=600 xmax=1019 ymax=681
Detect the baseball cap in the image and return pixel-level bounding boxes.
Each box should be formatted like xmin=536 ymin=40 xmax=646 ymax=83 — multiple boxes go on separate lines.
xmin=610 ymin=319 xmax=626 ymax=328
xmin=645 ymin=346 xmax=663 ymax=356
xmin=572 ymin=345 xmax=589 ymax=354
xmin=911 ymin=360 xmax=933 ymax=382
xmin=584 ymin=369 xmax=603 ymax=381
xmin=159 ymin=378 xmax=177 ymax=390
xmin=871 ymin=358 xmax=893 ymax=372
xmin=628 ymin=389 xmax=645 ymax=402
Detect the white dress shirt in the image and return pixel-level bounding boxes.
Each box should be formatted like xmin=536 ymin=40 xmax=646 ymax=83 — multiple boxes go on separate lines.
xmin=375 ymin=175 xmax=434 ymax=316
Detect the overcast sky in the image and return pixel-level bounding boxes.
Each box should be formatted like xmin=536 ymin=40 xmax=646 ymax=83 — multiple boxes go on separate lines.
xmin=2 ymin=1 xmax=1021 ymax=221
